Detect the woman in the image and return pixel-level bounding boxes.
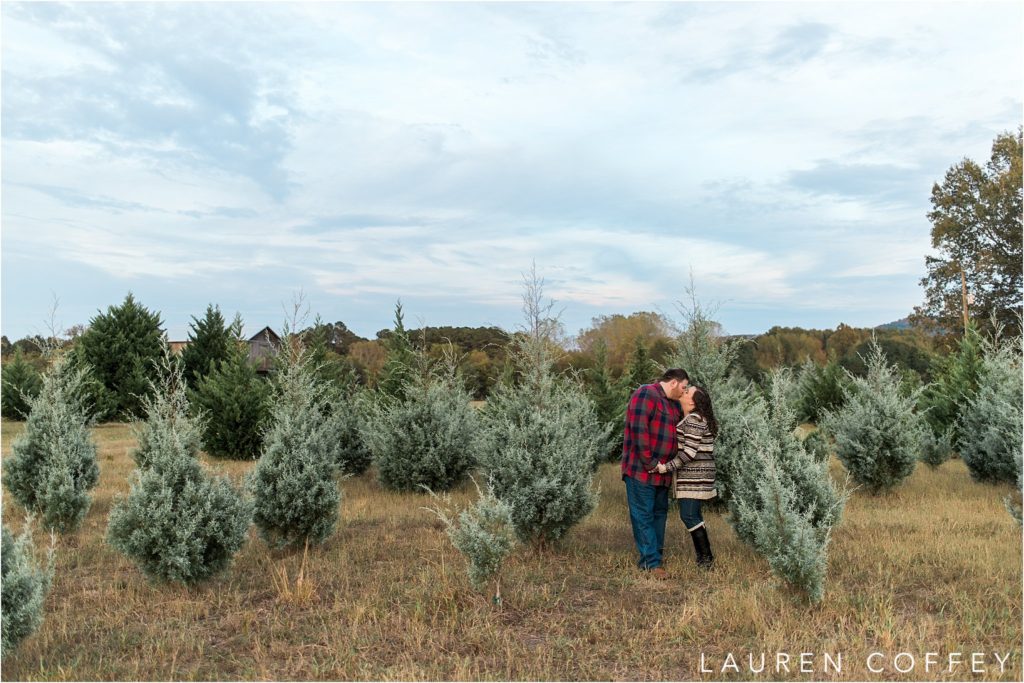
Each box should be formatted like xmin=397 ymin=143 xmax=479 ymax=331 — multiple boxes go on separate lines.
xmin=655 ymin=384 xmax=718 ymax=568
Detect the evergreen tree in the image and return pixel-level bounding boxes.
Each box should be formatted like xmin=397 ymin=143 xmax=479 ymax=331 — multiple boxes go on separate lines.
xmin=478 ymin=266 xmax=610 ymax=545
xmin=247 ymin=336 xmax=341 ymax=550
xmin=427 ymin=479 xmax=517 ymax=604
xmin=71 ymin=292 xmax=164 ymax=421
xmin=1 ymin=349 xmax=43 ymax=420
xmin=801 ymin=428 xmax=831 ymax=464
xmin=958 ymin=327 xmax=1022 ymax=484
xmin=919 ymin=325 xmax=984 ymax=442
xmin=1006 ymin=448 xmax=1022 ymax=525
xmin=180 ymin=304 xmax=233 ymax=388
xmin=622 ymin=335 xmax=658 ymax=391
xmin=662 ymin=292 xmax=761 ymax=506
xmin=377 ymin=301 xmax=417 ymax=403
xmin=725 ymin=371 xmax=846 ymax=603
xmin=322 ymin=383 xmax=373 ymax=476
xmin=190 ymin=322 xmax=271 ymax=460
xmin=586 ymin=340 xmax=627 ymax=462
xmin=821 ymin=339 xmax=927 ymax=494
xmin=107 ymin=347 xmax=253 ymax=584
xmin=362 ymin=348 xmax=480 ymax=492
xmin=794 ymin=357 xmax=849 ymax=424
xmin=1 ymin=522 xmax=54 ymax=656
xmin=919 ymin=426 xmax=954 ymax=469
xmin=3 ymin=353 xmax=99 ymax=533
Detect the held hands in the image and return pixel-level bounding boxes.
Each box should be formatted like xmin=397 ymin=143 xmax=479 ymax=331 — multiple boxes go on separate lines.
xmin=649 ymin=462 xmax=668 ymax=474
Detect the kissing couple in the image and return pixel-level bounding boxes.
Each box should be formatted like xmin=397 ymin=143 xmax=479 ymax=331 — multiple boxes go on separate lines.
xmin=620 ymin=368 xmax=718 ymax=579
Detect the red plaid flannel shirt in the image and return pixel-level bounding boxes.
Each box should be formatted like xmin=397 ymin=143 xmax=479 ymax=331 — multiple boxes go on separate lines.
xmin=620 ymin=382 xmax=682 ymax=487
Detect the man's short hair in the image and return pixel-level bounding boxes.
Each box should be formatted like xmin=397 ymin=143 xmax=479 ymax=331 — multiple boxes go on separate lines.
xmin=659 ymin=368 xmax=690 ymax=383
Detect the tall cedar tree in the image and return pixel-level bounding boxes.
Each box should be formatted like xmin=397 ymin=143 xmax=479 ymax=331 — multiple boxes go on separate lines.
xmin=190 ymin=319 xmax=271 ymax=459
xmin=377 ymin=301 xmax=417 ymax=403
xmin=1 ymin=522 xmax=54 ymax=656
xmin=71 ymin=293 xmax=164 ymax=420
xmin=478 ymin=266 xmax=610 ymax=545
xmin=586 ymin=340 xmax=627 ymax=462
xmin=821 ymin=339 xmax=927 ymax=494
xmin=3 ymin=353 xmax=99 ymax=533
xmin=107 ymin=346 xmax=253 ymax=584
xmin=622 ymin=334 xmax=658 ymax=390
xmin=1 ymin=349 xmax=43 ymax=419
xmin=913 ymin=129 xmax=1023 ymax=338
xmin=794 ymin=357 xmax=849 ymax=424
xmin=247 ymin=333 xmax=341 ymax=550
xmin=180 ymin=304 xmax=233 ymax=388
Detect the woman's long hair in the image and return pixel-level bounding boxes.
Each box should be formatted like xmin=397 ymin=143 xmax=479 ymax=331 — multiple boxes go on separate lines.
xmin=690 ymin=385 xmax=719 ymax=437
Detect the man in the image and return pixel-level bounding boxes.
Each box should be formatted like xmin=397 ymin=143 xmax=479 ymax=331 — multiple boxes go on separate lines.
xmin=621 ymin=368 xmax=689 ymax=578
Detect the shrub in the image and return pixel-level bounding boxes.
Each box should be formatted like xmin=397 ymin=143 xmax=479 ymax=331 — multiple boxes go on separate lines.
xmin=918 ymin=325 xmax=984 ymax=440
xmin=802 ymin=428 xmax=831 ymax=464
xmin=428 ymin=479 xmax=517 ymax=602
xmin=3 ymin=354 xmax=99 ymax=533
xmin=1 ymin=349 xmax=43 ymax=420
xmin=1 ymin=522 xmax=54 ymax=656
xmin=323 ymin=384 xmax=373 ymax=476
xmin=794 ymin=358 xmax=849 ymax=423
xmin=821 ymin=339 xmax=927 ymax=494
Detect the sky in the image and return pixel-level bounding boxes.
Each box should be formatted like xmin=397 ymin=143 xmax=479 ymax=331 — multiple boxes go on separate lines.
xmin=2 ymin=1 xmax=1021 ymax=343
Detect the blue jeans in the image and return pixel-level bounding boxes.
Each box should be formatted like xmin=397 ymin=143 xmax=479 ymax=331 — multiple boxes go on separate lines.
xmin=624 ymin=476 xmax=669 ymax=569
xmin=679 ymin=497 xmax=704 ymax=531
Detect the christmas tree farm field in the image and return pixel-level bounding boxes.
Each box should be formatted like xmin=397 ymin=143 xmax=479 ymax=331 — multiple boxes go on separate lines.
xmin=1 ymin=420 xmax=1020 ymax=681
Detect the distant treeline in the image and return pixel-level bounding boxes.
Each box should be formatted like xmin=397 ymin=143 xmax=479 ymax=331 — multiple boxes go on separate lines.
xmin=2 ymin=304 xmax=941 ymax=403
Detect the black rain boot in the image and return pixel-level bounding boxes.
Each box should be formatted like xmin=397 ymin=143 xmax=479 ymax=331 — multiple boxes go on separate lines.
xmin=689 ymin=525 xmax=715 ymax=569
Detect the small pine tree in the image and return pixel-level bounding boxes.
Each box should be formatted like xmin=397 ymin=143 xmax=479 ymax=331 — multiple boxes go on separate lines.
xmin=821 ymin=338 xmax=927 ymax=494
xmin=622 ymin=335 xmax=658 ymax=391
xmin=3 ymin=353 xmax=100 ymax=533
xmin=919 ymin=325 xmax=984 ymax=441
xmin=427 ymin=478 xmax=517 ymax=604
xmin=958 ymin=328 xmax=1022 ymax=484
xmin=919 ymin=426 xmax=954 ymax=469
xmin=180 ymin=304 xmax=233 ymax=388
xmin=70 ymin=292 xmax=164 ymax=421
xmin=377 ymin=301 xmax=417 ymax=403
xmin=478 ymin=266 xmax=610 ymax=545
xmin=362 ymin=347 xmax=480 ymax=492
xmin=731 ymin=446 xmax=834 ymax=604
xmin=586 ymin=341 xmax=626 ymax=462
xmin=247 ymin=334 xmax=341 ymax=550
xmin=190 ymin=321 xmax=271 ymax=460
xmin=795 ymin=357 xmax=849 ymax=424
xmin=1 ymin=349 xmax=43 ymax=420
xmin=801 ymin=428 xmax=832 ymax=464
xmin=1 ymin=521 xmax=55 ymax=656
xmin=661 ymin=289 xmax=761 ymax=506
xmin=107 ymin=345 xmax=253 ymax=584
xmin=322 ymin=383 xmax=373 ymax=476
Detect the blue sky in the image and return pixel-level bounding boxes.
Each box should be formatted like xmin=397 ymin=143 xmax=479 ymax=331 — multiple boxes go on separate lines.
xmin=2 ymin=1 xmax=1021 ymax=343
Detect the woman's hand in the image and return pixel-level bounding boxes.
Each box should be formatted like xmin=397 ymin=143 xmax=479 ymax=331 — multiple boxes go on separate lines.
xmin=656 ymin=462 xmax=668 ymax=474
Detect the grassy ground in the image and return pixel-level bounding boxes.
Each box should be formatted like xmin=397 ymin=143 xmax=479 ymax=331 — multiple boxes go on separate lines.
xmin=1 ymin=420 xmax=1021 ymax=681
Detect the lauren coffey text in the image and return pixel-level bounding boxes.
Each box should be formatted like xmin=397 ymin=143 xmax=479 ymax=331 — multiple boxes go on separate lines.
xmin=699 ymin=651 xmax=1015 ymax=676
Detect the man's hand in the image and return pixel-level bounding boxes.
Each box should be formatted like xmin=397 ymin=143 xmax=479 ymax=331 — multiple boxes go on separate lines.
xmin=656 ymin=462 xmax=668 ymax=474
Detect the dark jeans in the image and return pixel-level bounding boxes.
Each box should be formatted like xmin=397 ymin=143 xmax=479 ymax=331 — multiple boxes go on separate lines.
xmin=624 ymin=475 xmax=669 ymax=569
xmin=679 ymin=497 xmax=705 ymax=531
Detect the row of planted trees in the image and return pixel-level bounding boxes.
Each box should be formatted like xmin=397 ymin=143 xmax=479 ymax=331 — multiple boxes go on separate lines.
xmin=3 ymin=276 xmax=1021 ymax=656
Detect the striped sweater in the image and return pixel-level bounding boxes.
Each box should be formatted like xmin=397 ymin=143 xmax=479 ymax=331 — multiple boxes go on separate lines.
xmin=664 ymin=412 xmax=717 ymax=500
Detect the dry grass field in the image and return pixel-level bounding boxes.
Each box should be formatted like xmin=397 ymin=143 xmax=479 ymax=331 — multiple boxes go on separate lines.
xmin=1 ymin=420 xmax=1021 ymax=681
